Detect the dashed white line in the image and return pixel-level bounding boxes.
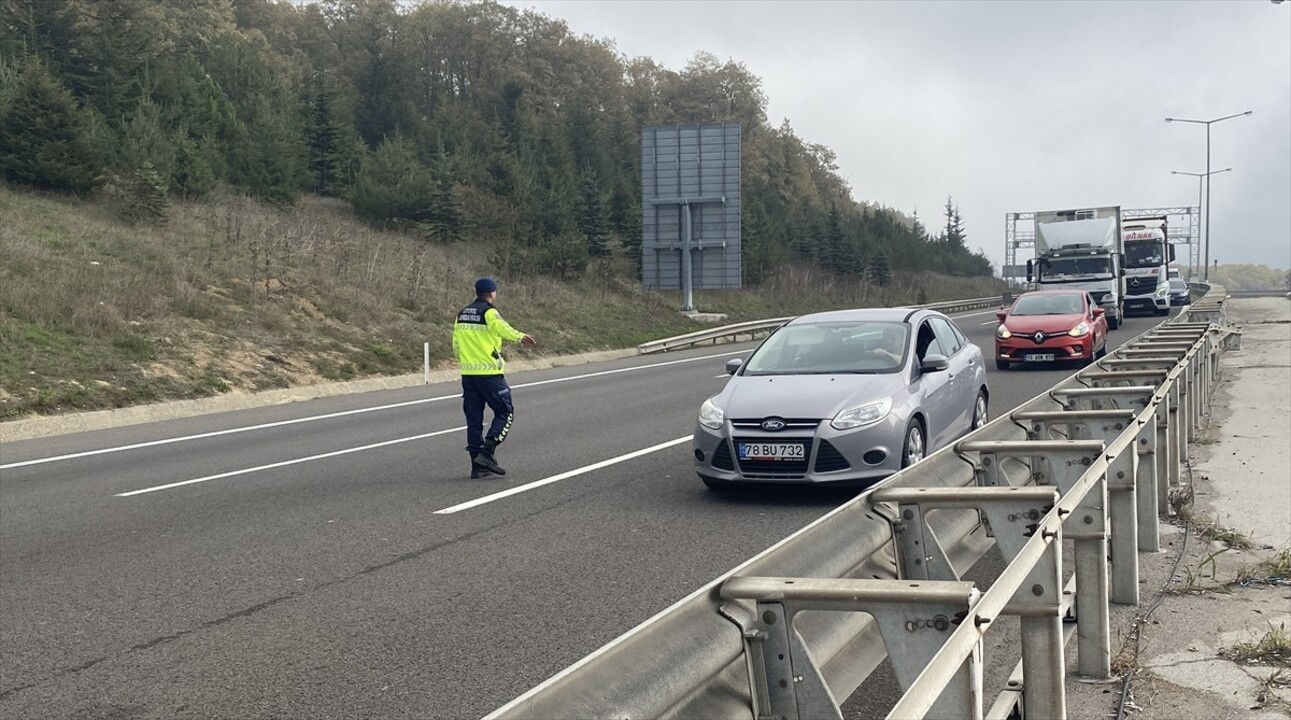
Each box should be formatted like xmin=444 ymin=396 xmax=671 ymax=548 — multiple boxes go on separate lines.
xmin=433 ymin=436 xmax=692 ymax=514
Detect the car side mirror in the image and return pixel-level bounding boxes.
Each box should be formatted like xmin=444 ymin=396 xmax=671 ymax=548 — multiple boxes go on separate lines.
xmin=995 ymin=310 xmax=1008 ymax=323
xmin=920 ymin=354 xmax=950 ymax=373
xmin=725 ymin=358 xmax=743 ymax=375
xmin=1093 ymin=307 xmax=1106 ymax=317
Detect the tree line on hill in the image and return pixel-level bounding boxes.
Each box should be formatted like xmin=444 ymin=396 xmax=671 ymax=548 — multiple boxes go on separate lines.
xmin=0 ymin=0 xmax=994 ymax=284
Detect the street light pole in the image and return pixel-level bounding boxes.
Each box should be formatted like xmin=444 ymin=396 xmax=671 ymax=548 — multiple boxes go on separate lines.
xmin=1165 ymin=110 xmax=1253 ymax=281
xmin=1171 ymin=168 xmax=1232 ymax=280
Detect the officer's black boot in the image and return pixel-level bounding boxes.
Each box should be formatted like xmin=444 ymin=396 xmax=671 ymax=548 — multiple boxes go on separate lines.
xmin=469 ymin=451 xmax=491 ymax=479
xmin=476 ymin=439 xmax=506 ymax=475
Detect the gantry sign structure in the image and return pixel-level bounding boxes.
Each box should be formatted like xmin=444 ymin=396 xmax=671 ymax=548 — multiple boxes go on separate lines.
xmin=641 ymin=123 xmax=742 ymax=311
xmin=1003 ymin=206 xmax=1201 ymax=282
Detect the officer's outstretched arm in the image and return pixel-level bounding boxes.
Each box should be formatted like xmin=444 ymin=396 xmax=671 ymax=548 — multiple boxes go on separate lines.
xmin=484 ymin=308 xmax=527 ymax=343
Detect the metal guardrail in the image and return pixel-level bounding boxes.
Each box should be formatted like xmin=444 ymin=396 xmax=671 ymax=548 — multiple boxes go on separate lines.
xmin=489 ymin=284 xmax=1231 ymax=720
xmin=636 ymin=296 xmax=1005 ymax=355
xmin=1220 ymin=288 xmax=1290 ymax=298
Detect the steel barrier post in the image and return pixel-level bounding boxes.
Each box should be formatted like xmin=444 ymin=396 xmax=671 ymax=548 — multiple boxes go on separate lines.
xmin=1167 ymin=379 xmax=1183 ymax=489
xmin=721 ymin=577 xmax=983 ymax=720
xmin=959 ymin=439 xmax=1108 ymax=688
xmin=1135 ymin=417 xmax=1161 ymax=551
xmin=1018 ymin=410 xmax=1140 ymax=607
xmin=1155 ymin=394 xmax=1172 ymax=514
xmin=1019 ymin=540 xmax=1066 ymax=719
xmin=1046 ymin=447 xmax=1110 ymax=680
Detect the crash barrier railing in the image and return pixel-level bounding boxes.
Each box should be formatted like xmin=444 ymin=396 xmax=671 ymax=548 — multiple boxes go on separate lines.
xmin=488 ymin=284 xmax=1231 ymax=720
xmin=1222 ymin=288 xmax=1290 ymax=298
xmin=636 ymin=296 xmax=1004 ymax=355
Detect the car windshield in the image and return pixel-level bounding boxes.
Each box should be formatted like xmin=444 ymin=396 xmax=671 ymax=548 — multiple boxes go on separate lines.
xmin=743 ymin=321 xmax=909 ymax=375
xmin=1043 ymin=256 xmax=1113 ymax=278
xmin=1011 ymin=294 xmax=1085 ymax=316
xmin=1169 ymin=278 xmax=1187 ymax=290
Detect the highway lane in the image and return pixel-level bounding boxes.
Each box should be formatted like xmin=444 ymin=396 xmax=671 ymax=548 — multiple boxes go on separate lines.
xmin=0 ymin=308 xmax=1176 ymax=718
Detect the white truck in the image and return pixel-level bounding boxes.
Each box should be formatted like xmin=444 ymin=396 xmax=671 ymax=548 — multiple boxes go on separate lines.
xmin=1027 ymin=206 xmax=1125 ymax=329
xmin=1121 ymin=215 xmax=1174 ymax=317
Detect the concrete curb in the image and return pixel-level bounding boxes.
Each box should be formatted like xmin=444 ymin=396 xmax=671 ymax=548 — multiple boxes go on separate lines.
xmin=0 ymin=347 xmax=639 ymax=444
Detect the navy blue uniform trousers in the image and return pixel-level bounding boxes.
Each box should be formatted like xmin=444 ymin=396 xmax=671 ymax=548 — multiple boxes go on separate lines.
xmin=461 ymin=375 xmax=514 ymax=454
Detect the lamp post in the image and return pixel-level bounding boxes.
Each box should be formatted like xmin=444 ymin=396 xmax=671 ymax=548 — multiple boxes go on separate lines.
xmin=1171 ymin=168 xmax=1232 ymax=280
xmin=1165 ymin=111 xmax=1252 ymax=281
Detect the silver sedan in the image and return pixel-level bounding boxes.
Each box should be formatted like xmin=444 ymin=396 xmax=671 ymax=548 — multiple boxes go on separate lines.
xmin=693 ymin=308 xmax=989 ymax=489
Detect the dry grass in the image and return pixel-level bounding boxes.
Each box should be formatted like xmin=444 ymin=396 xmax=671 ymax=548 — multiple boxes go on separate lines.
xmin=1168 ymin=486 xmax=1254 ymax=550
xmin=1223 ymin=623 xmax=1291 ymax=668
xmin=1234 ymin=549 xmax=1291 ymax=588
xmin=0 ymin=184 xmax=1005 ymax=420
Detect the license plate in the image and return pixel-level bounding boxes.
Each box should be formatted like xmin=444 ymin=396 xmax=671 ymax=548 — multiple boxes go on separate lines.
xmin=1025 ymin=353 xmax=1056 ymax=362
xmin=738 ymin=442 xmax=805 ymax=461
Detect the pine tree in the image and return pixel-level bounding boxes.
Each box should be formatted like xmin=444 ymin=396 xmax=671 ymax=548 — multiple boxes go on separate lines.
xmin=350 ymin=135 xmax=435 ymax=225
xmin=305 ymin=72 xmax=347 ymax=196
xmin=120 ymin=160 xmax=169 ymax=224
xmin=867 ymin=249 xmax=892 ymax=286
xmin=0 ymin=61 xmax=103 ymax=193
xmin=426 ymin=145 xmax=463 ymax=243
xmin=942 ymin=195 xmax=967 ymax=249
xmin=578 ymin=165 xmax=611 ymax=257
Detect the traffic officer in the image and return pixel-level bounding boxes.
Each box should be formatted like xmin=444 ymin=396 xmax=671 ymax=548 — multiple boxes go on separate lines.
xmin=452 ymin=277 xmax=536 ymax=478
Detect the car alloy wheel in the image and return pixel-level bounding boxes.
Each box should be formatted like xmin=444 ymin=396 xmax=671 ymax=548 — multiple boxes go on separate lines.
xmin=902 ymin=421 xmax=925 ymax=468
xmin=972 ymin=392 xmax=988 ymax=430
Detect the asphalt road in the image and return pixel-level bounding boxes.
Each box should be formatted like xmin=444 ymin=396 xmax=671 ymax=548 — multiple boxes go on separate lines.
xmin=0 ymin=307 xmax=1177 ymax=719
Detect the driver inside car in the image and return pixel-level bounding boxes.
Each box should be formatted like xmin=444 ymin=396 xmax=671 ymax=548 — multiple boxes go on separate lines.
xmin=868 ymin=326 xmax=905 ymax=365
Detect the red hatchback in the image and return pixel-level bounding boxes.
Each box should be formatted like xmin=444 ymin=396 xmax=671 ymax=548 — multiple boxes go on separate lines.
xmin=995 ymin=290 xmax=1109 ymax=370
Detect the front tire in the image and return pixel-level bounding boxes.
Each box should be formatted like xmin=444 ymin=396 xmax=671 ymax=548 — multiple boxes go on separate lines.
xmin=971 ymin=390 xmax=988 ymax=431
xmin=995 ymin=359 xmax=1010 ymax=370
xmin=901 ymin=419 xmax=926 ymax=469
xmin=1108 ymin=312 xmax=1121 ymax=330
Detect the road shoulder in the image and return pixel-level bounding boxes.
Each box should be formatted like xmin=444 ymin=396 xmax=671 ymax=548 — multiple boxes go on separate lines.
xmin=1067 ymin=297 xmax=1291 ymax=719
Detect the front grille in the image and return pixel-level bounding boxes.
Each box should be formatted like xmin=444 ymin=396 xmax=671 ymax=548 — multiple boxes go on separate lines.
xmin=1125 ymin=283 xmax=1157 ymax=296
xmin=730 ymin=418 xmax=821 ymax=430
xmin=814 ymin=440 xmax=850 ymax=473
xmin=733 ymin=437 xmax=810 ymax=477
xmin=711 ymin=440 xmax=735 ymax=471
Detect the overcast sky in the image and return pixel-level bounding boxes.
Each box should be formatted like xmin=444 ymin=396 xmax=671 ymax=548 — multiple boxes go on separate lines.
xmin=502 ymin=0 xmax=1291 ymax=272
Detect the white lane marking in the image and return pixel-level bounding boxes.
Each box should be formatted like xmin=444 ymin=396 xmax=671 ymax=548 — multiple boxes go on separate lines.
xmin=433 ymin=436 xmax=692 ymax=515
xmin=980 ymin=320 xmax=999 ymax=326
xmin=952 ymin=309 xmax=1003 ymax=320
xmin=3 ymin=350 xmax=751 ymax=470
xmin=115 ymin=427 xmax=465 ymax=497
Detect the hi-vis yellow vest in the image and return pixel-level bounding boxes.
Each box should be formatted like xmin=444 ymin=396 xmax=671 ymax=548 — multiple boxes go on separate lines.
xmin=453 ymin=300 xmax=525 ymax=375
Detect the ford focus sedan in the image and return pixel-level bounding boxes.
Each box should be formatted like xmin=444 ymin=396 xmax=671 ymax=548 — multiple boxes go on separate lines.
xmin=994 ymin=289 xmax=1108 ymax=369
xmin=693 ymin=308 xmax=989 ymax=489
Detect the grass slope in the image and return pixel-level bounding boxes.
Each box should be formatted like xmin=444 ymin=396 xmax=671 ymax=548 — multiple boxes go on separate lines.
xmin=0 ymin=185 xmax=1004 ymax=421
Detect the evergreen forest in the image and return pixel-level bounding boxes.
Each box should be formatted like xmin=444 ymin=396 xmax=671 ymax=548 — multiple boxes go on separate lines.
xmin=1 ymin=0 xmax=995 ymax=286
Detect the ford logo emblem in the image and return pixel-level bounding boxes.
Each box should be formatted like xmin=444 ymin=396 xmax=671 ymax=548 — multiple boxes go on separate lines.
xmin=761 ymin=418 xmax=786 ymax=432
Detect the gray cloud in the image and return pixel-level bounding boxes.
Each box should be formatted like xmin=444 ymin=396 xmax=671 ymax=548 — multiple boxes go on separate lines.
xmin=505 ymin=0 xmax=1291 ymax=270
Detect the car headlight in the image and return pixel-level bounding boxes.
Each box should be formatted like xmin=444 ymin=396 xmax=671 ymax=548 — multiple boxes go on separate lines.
xmin=997 ymin=325 xmax=1012 ymax=339
xmin=831 ymin=397 xmax=893 ymax=430
xmin=1068 ymin=321 xmax=1091 ymax=338
xmin=1155 ymin=284 xmax=1169 ymax=297
xmin=698 ymin=397 xmax=725 ymax=430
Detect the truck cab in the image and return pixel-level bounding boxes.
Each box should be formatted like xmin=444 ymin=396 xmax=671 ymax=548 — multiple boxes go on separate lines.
xmin=1122 ymin=216 xmax=1173 ymax=317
